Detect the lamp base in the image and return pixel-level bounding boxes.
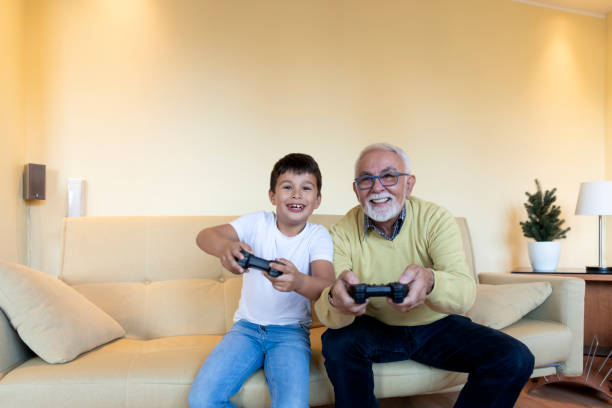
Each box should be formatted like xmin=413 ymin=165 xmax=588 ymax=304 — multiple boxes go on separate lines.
xmin=585 ymin=266 xmax=612 ymax=273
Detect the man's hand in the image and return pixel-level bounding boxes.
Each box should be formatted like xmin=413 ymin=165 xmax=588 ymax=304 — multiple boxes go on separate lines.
xmin=328 ymin=270 xmax=368 ymax=316
xmin=266 ymin=258 xmax=304 ymax=292
xmin=220 ymin=242 xmax=253 ymax=274
xmin=388 ymin=264 xmax=434 ymax=312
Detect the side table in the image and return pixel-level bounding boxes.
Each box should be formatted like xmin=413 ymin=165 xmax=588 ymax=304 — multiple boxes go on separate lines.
xmin=512 ymin=268 xmax=612 ymax=356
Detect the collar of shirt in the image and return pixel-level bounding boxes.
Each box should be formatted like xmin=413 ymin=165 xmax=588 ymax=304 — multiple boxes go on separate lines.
xmin=362 ymin=206 xmax=406 ymax=241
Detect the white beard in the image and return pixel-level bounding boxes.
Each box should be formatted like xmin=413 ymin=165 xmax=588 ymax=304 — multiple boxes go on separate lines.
xmin=363 ymin=192 xmax=404 ymax=222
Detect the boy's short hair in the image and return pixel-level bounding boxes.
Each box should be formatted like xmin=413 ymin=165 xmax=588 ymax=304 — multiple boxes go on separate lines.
xmin=270 ymin=153 xmax=322 ymax=194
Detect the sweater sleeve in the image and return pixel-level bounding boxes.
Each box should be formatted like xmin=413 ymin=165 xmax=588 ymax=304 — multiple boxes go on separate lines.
xmin=314 ymin=286 xmax=356 ymax=329
xmin=424 ymin=207 xmax=477 ymax=314
xmin=312 ymin=213 xmax=358 ymax=329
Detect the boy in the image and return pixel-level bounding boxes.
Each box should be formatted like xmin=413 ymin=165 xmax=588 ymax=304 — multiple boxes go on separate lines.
xmin=188 ymin=153 xmax=335 ymax=408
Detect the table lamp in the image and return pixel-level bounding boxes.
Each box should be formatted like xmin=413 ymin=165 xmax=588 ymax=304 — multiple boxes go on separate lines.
xmin=575 ymin=181 xmax=612 ymax=273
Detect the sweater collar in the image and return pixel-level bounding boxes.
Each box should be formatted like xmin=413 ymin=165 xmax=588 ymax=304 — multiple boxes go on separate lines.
xmin=362 ymin=205 xmax=407 ymax=241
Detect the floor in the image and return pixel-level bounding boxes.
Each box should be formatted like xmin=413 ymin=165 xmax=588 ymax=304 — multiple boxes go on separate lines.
xmin=319 ymin=387 xmax=610 ymax=408
xmin=373 ymin=382 xmax=611 ymax=407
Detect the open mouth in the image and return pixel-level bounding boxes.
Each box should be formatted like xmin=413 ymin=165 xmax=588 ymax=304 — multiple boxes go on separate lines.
xmin=369 ymin=197 xmax=392 ymax=205
xmin=287 ymin=203 xmax=305 ymax=212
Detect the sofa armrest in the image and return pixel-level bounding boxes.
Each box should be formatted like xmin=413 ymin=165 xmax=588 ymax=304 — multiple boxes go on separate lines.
xmin=0 ymin=308 xmax=30 ymax=379
xmin=478 ymin=272 xmax=585 ymax=376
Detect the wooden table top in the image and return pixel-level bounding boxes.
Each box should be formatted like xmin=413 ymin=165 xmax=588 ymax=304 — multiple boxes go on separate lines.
xmin=511 ymin=268 xmax=612 ymax=282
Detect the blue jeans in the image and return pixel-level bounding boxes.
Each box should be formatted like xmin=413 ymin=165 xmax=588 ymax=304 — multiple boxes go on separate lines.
xmin=322 ymin=314 xmax=534 ymax=408
xmin=188 ymin=319 xmax=311 ymax=408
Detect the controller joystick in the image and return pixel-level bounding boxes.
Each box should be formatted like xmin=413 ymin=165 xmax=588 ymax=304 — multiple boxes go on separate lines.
xmin=235 ymin=250 xmax=283 ymax=277
xmin=348 ymin=282 xmax=409 ymax=304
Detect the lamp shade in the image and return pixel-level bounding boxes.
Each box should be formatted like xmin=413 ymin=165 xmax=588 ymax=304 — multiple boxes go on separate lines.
xmin=575 ymin=181 xmax=612 ymax=215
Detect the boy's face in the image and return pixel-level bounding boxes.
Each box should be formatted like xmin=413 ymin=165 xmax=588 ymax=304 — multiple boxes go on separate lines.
xmin=269 ymin=171 xmax=321 ymax=228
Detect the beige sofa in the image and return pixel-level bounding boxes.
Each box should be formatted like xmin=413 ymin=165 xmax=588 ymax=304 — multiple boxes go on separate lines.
xmin=0 ymin=215 xmax=584 ymax=407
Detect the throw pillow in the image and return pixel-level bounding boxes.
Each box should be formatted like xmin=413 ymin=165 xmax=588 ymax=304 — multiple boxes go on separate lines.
xmin=0 ymin=261 xmax=125 ymax=364
xmin=465 ymin=282 xmax=552 ymax=330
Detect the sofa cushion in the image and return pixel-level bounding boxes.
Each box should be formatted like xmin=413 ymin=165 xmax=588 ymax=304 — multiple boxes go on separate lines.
xmin=502 ymin=318 xmax=572 ymax=367
xmin=465 ymin=282 xmax=552 ymax=330
xmin=310 ymin=326 xmax=469 ymax=398
xmin=0 ymin=320 xmax=570 ymax=408
xmin=72 ymin=277 xmax=244 ymax=339
xmin=59 ymin=216 xmax=238 ymax=285
xmin=73 ymin=279 xmax=231 ymax=339
xmin=311 ymin=316 xmax=570 ymax=400
xmin=0 ymin=333 xmax=331 ymax=408
xmin=0 ymin=261 xmax=125 ymax=364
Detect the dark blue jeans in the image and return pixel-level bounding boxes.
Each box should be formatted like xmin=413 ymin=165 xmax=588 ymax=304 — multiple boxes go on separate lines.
xmin=322 ymin=314 xmax=534 ymax=408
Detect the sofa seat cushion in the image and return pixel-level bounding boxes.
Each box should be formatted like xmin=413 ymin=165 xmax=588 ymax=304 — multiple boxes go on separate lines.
xmin=0 ymin=332 xmax=332 ymax=408
xmin=501 ymin=318 xmax=572 ymax=368
xmin=310 ymin=327 xmax=468 ymax=399
xmin=0 ymin=336 xmax=213 ymax=408
xmin=0 ymin=320 xmax=572 ymax=408
xmin=309 ymin=317 xmax=572 ymax=400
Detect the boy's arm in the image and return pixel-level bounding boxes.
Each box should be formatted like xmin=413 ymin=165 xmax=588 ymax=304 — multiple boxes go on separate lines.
xmin=296 ymin=259 xmax=335 ymax=300
xmin=196 ymin=224 xmax=251 ymax=274
xmin=267 ymin=259 xmax=334 ymax=301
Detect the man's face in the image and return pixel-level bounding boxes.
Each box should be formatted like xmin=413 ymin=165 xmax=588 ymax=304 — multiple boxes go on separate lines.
xmin=353 ymin=149 xmax=415 ymax=222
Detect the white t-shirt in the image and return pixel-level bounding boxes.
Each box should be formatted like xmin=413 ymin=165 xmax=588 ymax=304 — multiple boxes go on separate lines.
xmin=230 ymin=211 xmax=333 ymax=326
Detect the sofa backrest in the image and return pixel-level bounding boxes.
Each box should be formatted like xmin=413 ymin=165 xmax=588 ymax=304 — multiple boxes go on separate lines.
xmin=59 ymin=215 xmax=475 ymax=339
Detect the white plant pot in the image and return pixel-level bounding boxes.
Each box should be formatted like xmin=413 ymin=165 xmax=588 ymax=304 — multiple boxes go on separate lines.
xmin=528 ymin=241 xmax=561 ymax=272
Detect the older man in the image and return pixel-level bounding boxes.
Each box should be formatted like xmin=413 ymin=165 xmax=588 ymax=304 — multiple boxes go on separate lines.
xmin=314 ymin=143 xmax=534 ymax=408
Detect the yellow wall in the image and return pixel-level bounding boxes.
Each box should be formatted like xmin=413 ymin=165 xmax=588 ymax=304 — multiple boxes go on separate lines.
xmin=21 ymin=0 xmax=608 ymax=275
xmin=0 ymin=0 xmax=26 ymax=264
xmin=607 ymin=12 xmax=612 ymax=266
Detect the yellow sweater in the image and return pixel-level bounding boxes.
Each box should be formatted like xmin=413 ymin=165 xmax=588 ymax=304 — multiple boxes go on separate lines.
xmin=315 ymin=196 xmax=476 ymax=329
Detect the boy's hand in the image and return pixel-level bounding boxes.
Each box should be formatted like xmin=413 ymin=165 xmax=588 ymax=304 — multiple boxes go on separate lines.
xmin=328 ymin=270 xmax=368 ymax=316
xmin=220 ymin=242 xmax=252 ymax=274
xmin=265 ymin=258 xmax=304 ymax=292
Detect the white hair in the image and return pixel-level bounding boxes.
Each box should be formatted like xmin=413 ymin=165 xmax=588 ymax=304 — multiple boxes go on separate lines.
xmin=354 ymin=143 xmax=411 ymax=176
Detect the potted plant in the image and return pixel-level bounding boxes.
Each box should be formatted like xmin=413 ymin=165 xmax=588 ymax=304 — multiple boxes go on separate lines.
xmin=520 ymin=179 xmax=570 ymax=272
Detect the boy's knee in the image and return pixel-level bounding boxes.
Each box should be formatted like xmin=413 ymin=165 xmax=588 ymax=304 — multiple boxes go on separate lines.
xmin=187 ymin=387 xmax=217 ymax=408
xmin=187 ymin=390 xmax=200 ymax=408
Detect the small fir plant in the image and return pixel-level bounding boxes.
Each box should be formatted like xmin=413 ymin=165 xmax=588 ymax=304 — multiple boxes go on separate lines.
xmin=520 ymin=179 xmax=570 ymax=241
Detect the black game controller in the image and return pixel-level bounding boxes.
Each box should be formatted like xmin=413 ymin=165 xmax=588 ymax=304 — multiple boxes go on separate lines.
xmin=235 ymin=250 xmax=283 ymax=277
xmin=348 ymin=282 xmax=409 ymax=304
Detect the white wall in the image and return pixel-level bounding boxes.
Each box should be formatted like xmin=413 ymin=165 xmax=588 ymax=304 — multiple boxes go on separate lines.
xmin=22 ymin=0 xmax=607 ymax=275
xmin=0 ymin=0 xmax=26 ymax=264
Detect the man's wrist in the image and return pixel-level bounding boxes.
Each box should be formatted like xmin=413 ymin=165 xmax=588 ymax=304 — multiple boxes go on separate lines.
xmin=426 ymin=268 xmax=435 ymax=294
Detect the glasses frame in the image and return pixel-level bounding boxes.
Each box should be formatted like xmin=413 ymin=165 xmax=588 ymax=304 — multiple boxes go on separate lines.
xmin=353 ymin=172 xmax=410 ymax=190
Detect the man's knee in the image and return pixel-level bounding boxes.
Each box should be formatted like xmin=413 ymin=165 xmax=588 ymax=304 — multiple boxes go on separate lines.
xmin=321 ymin=328 xmax=354 ymax=362
xmin=507 ymin=341 xmax=535 ymax=380
xmin=477 ymin=336 xmax=534 ymax=381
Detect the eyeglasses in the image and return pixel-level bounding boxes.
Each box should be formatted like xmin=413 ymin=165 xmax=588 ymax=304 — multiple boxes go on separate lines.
xmin=354 ymin=172 xmax=410 ymax=190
